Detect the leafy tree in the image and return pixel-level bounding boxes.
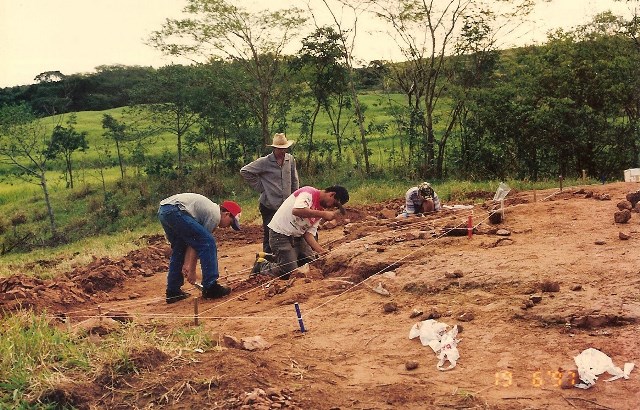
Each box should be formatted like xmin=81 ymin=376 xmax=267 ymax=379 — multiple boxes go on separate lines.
xmin=102 ymin=114 xmax=130 ymax=179
xmin=0 ymin=104 xmax=57 ymax=236
xmin=316 ymin=0 xmax=372 ymax=174
xmin=148 ymin=0 xmax=307 ymax=147
xmin=31 ymin=71 xmax=72 ymax=116
xmin=130 ymin=64 xmax=202 ymax=179
xmin=45 ymin=114 xmax=88 ymax=189
xmin=293 ymin=26 xmax=350 ymax=165
xmin=189 ymin=61 xmax=261 ymax=172
xmin=365 ymin=0 xmax=536 ymax=178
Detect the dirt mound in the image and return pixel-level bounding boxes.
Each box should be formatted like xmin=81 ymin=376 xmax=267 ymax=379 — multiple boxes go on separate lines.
xmin=0 ymin=235 xmax=170 ymax=315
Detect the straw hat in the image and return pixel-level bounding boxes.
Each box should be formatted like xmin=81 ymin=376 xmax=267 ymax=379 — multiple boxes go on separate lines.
xmin=267 ymin=133 xmax=295 ymax=148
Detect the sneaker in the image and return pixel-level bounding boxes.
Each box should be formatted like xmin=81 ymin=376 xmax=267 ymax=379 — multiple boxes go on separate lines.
xmin=202 ymin=282 xmax=231 ymax=299
xmin=166 ymin=289 xmax=190 ymax=304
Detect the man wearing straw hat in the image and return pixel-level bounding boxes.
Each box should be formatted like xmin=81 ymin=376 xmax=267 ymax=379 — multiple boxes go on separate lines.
xmin=241 ymin=133 xmax=299 ymax=254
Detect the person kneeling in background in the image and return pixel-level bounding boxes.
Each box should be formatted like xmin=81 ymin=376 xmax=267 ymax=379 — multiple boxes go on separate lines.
xmin=398 ymin=182 xmax=441 ymax=218
xmin=158 ymin=193 xmax=241 ymax=303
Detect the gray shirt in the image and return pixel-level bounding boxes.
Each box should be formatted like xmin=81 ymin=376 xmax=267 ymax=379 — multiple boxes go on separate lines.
xmin=160 ymin=193 xmax=221 ymax=232
xmin=240 ymin=152 xmax=299 ymax=210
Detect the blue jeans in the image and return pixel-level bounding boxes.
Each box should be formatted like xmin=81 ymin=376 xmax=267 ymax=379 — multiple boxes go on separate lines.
xmin=158 ymin=204 xmax=219 ymax=293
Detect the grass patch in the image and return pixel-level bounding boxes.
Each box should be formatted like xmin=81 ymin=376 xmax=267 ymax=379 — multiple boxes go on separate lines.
xmin=0 ymin=311 xmax=221 ymax=409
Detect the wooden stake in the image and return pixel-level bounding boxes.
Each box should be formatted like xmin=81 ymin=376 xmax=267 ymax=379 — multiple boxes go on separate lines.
xmin=194 ymin=297 xmax=199 ymax=326
xmin=559 ymin=175 xmax=563 ymax=192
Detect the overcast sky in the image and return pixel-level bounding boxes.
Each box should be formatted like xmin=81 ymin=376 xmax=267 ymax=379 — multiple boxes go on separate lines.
xmin=0 ymin=0 xmax=636 ymax=88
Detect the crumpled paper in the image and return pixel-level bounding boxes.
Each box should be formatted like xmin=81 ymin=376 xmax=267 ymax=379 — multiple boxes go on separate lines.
xmin=574 ymin=348 xmax=635 ymax=389
xmin=409 ymin=319 xmax=460 ymax=371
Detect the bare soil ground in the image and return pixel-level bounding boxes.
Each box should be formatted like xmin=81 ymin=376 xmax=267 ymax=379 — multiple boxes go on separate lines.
xmin=2 ymin=182 xmax=640 ymax=410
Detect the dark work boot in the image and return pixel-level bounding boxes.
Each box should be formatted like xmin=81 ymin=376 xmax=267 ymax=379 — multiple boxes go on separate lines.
xmin=166 ymin=289 xmax=190 ymax=304
xmin=202 ymin=282 xmax=231 ymax=299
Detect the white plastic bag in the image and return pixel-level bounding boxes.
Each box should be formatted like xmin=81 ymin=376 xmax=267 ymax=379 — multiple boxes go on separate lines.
xmin=409 ymin=319 xmax=460 ymax=371
xmin=493 ymin=182 xmax=511 ymax=202
xmin=574 ymin=348 xmax=635 ymax=389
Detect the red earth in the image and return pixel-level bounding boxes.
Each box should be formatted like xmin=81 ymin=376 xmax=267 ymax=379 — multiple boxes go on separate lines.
xmin=2 ymin=182 xmax=639 ymax=409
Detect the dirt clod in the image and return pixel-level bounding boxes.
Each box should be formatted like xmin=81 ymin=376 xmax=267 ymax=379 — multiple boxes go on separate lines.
xmin=614 ymin=209 xmax=632 ymax=223
xmin=405 ymin=361 xmax=419 ymax=370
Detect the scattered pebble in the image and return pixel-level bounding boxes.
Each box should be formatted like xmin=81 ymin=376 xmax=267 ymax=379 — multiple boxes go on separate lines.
xmin=405 ymin=361 xmax=419 ymax=371
xmin=614 ymin=209 xmax=631 ymax=224
xmin=458 ymin=312 xmax=474 ymax=322
xmin=529 ymin=295 xmax=542 ymax=304
xmin=541 ymin=281 xmax=560 ymax=292
xmin=383 ymin=302 xmax=398 ymax=313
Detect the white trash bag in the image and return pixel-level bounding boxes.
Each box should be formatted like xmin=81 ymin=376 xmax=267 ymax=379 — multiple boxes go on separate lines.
xmin=574 ymin=348 xmax=635 ymax=389
xmin=409 ymin=319 xmax=461 ymax=371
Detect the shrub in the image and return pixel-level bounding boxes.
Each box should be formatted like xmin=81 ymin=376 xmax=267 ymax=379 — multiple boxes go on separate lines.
xmin=11 ymin=213 xmax=27 ymax=226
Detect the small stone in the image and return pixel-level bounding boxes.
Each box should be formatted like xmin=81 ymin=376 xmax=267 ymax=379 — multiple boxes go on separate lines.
xmin=496 ymin=229 xmax=511 ymax=236
xmin=529 ymin=295 xmax=543 ymax=304
xmin=489 ymin=211 xmax=503 ymax=224
xmin=445 ymin=270 xmax=464 ymax=278
xmin=383 ymin=302 xmax=398 ymax=313
xmin=619 ymin=232 xmax=631 ymax=240
xmin=570 ymin=285 xmax=582 ymax=291
xmin=241 ymin=336 xmax=271 ymax=351
xmin=617 ymin=200 xmax=632 ymax=210
xmin=405 ymin=361 xmax=419 ymax=371
xmin=594 ymin=239 xmax=606 ymax=245
xmin=379 ymin=209 xmax=397 ymax=219
xmin=409 ymin=309 xmax=423 ymax=318
xmin=458 ymin=312 xmax=474 ymax=322
xmin=426 ymin=309 xmax=441 ymax=319
xmin=223 ymin=335 xmax=241 ymax=349
xmin=541 ymin=281 xmax=560 ymax=292
xmin=614 ymin=209 xmax=631 ymax=224
xmin=372 ymin=282 xmax=390 ymax=296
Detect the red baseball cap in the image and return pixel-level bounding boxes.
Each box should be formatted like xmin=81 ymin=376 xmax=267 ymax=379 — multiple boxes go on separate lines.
xmin=221 ymin=200 xmax=241 ymax=231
